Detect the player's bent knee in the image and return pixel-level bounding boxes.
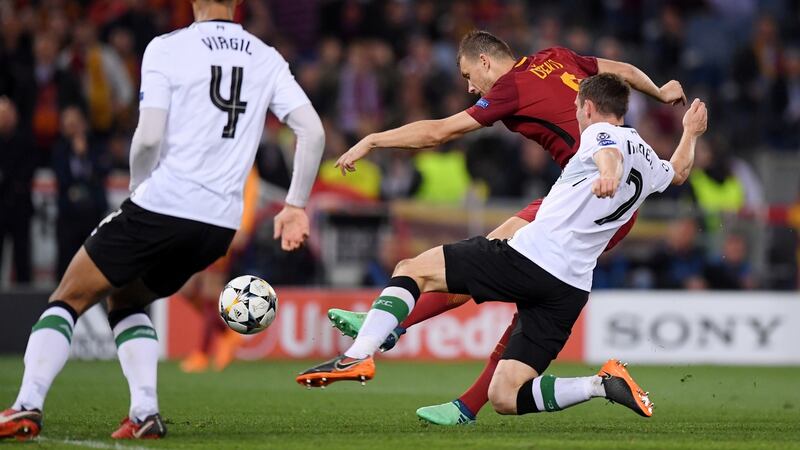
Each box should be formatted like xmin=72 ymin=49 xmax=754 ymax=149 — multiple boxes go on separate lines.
xmin=393 ymin=258 xmax=415 ymax=276
xmin=488 ymin=379 xmax=517 ymax=415
xmin=488 ymin=367 xmax=518 ymax=415
xmin=49 ymin=247 xmax=114 ymax=316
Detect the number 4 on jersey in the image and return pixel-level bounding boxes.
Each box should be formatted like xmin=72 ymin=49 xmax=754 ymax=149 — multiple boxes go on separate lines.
xmin=210 ymin=65 xmax=248 ymax=138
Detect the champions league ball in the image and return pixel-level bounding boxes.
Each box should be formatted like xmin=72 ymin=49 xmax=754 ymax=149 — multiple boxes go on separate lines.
xmin=219 ymin=275 xmax=278 ymax=334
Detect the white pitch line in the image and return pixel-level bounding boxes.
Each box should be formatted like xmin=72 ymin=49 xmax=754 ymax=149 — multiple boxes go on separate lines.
xmin=38 ymin=436 xmax=155 ymax=450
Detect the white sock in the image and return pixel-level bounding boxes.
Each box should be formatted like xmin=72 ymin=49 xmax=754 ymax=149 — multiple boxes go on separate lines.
xmin=112 ymin=313 xmax=160 ymax=422
xmin=344 ymin=309 xmax=395 ymax=359
xmin=344 ymin=285 xmax=416 ymax=359
xmin=532 ymin=375 xmax=605 ymax=412
xmin=13 ymin=306 xmax=76 ymax=411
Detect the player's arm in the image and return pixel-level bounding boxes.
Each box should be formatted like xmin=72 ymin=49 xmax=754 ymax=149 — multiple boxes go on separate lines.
xmin=335 ymin=111 xmax=482 ymax=175
xmin=596 ymin=58 xmax=687 ymax=106
xmin=669 ymin=99 xmax=708 ymax=185
xmin=130 ymin=37 xmax=171 ymax=192
xmin=129 ymin=108 xmax=168 ymax=191
xmin=270 ymin=70 xmax=325 ymax=251
xmin=591 ymin=147 xmax=624 ymax=198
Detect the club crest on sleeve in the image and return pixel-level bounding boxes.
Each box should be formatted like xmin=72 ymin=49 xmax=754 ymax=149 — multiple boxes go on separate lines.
xmin=476 ymin=98 xmax=490 ymax=109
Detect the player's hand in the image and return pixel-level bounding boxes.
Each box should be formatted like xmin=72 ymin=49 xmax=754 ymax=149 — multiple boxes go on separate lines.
xmin=682 ymin=98 xmax=708 ymax=137
xmin=592 ymin=175 xmax=620 ymax=199
xmin=334 ymin=137 xmax=374 ymax=176
xmin=658 ymin=80 xmax=687 ymax=106
xmin=273 ymin=204 xmax=309 ymax=251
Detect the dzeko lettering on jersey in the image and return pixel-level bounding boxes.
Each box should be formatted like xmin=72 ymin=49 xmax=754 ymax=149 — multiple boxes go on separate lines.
xmin=530 ymin=58 xmax=565 ymax=79
xmin=201 ymin=36 xmax=252 ymax=55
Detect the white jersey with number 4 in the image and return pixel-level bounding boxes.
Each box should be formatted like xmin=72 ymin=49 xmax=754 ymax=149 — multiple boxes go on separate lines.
xmin=132 ymin=20 xmax=310 ymax=229
xmin=509 ymin=122 xmax=675 ymax=292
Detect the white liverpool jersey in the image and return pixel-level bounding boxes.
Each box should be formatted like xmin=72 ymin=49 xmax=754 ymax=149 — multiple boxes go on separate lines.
xmin=509 ymin=122 xmax=675 ymax=291
xmin=132 ymin=20 xmax=310 ymax=229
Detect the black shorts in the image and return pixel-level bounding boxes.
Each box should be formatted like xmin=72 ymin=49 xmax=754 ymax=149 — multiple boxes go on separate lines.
xmin=84 ymin=199 xmax=235 ymax=297
xmin=443 ymin=236 xmax=589 ymax=373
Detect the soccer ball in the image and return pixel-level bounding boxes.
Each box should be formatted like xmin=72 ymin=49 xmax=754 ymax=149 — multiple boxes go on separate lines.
xmin=219 ymin=275 xmax=278 ymax=334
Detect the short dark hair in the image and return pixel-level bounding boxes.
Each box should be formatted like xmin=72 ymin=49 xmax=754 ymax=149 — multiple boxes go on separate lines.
xmin=457 ymin=30 xmax=514 ymax=66
xmin=578 ymin=73 xmax=630 ymax=118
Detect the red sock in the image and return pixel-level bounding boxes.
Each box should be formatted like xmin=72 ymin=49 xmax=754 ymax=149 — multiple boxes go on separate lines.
xmin=400 ymin=292 xmax=471 ymax=328
xmin=457 ymin=313 xmax=518 ymax=416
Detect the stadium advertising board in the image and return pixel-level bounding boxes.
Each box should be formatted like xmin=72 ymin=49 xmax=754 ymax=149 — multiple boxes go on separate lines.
xmin=585 ymin=292 xmax=800 ymax=365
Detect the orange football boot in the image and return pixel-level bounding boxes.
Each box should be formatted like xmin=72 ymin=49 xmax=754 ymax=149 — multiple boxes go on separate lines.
xmin=598 ymin=359 xmax=654 ymax=417
xmin=213 ymin=329 xmax=243 ymax=371
xmin=296 ymin=355 xmax=375 ymax=388
xmin=180 ymin=351 xmax=210 ymax=373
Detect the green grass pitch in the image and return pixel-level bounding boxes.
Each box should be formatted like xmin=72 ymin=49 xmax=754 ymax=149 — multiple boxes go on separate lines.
xmin=1 ymin=358 xmax=799 ymax=449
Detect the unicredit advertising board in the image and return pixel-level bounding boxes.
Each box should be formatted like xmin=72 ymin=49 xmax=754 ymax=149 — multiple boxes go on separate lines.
xmin=161 ymin=289 xmax=799 ymax=365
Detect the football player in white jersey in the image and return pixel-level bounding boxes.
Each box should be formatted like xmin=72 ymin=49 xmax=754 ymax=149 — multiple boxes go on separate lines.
xmin=0 ymin=0 xmax=324 ymax=441
xmin=297 ymin=74 xmax=707 ymax=420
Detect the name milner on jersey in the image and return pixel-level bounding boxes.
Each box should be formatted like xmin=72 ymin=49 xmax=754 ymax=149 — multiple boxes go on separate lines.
xmin=201 ymin=36 xmax=252 ymax=55
xmin=626 ymin=139 xmax=656 ymax=168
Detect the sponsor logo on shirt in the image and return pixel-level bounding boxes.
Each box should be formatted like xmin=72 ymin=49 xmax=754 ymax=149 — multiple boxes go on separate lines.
xmin=476 ymin=98 xmax=490 ymax=109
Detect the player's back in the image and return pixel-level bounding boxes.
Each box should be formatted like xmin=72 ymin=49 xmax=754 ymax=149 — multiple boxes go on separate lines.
xmin=133 ymin=20 xmax=306 ymax=229
xmin=509 ymin=122 xmax=675 ymax=291
xmin=466 ymin=47 xmax=599 ymax=168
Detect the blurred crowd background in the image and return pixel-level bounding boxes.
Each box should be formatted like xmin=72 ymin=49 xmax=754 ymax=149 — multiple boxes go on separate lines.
xmin=1 ymin=0 xmax=799 ymax=291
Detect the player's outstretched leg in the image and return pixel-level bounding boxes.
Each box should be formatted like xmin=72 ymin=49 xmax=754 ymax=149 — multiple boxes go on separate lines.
xmin=1 ymin=301 xmax=78 ymax=440
xmin=1 ymin=247 xmax=113 ymax=440
xmin=416 ymin=314 xmax=518 ymax=425
xmin=1 ymin=301 xmax=79 ymax=441
xmin=328 ymin=292 xmax=470 ymax=352
xmin=328 ymin=309 xmax=405 ymax=352
xmin=108 ymin=306 xmax=165 ymax=439
xmin=500 ymin=360 xmax=653 ymax=418
xmin=327 ymin=217 xmax=527 ymax=352
xmin=298 ymin=274 xmax=423 ymax=387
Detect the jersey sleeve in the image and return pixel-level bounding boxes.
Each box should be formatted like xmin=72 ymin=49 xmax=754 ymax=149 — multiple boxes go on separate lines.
xmin=269 ymin=63 xmax=311 ymax=122
xmin=651 ymin=159 xmax=676 ymax=193
xmin=578 ymin=125 xmax=622 ymax=164
xmin=552 ymin=46 xmax=599 ymax=76
xmin=138 ymin=38 xmax=171 ymax=111
xmin=465 ymin=74 xmax=520 ymax=126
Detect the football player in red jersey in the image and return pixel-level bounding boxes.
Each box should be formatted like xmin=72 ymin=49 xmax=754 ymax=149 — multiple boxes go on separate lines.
xmin=327 ymin=30 xmax=686 ymax=425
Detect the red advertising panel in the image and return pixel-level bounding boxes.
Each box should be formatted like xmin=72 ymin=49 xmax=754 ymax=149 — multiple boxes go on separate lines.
xmin=167 ymin=288 xmax=585 ymax=362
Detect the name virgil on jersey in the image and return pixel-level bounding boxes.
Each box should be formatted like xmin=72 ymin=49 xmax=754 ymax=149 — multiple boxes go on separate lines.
xmin=201 ymin=36 xmax=253 ymax=55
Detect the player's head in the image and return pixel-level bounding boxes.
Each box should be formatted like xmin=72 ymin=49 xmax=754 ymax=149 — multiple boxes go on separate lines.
xmin=575 ymin=73 xmax=630 ymax=133
xmin=457 ymin=30 xmax=515 ymax=96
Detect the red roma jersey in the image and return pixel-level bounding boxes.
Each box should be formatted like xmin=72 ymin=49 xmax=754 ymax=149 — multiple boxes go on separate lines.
xmin=466 ymin=47 xmax=599 ymax=168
